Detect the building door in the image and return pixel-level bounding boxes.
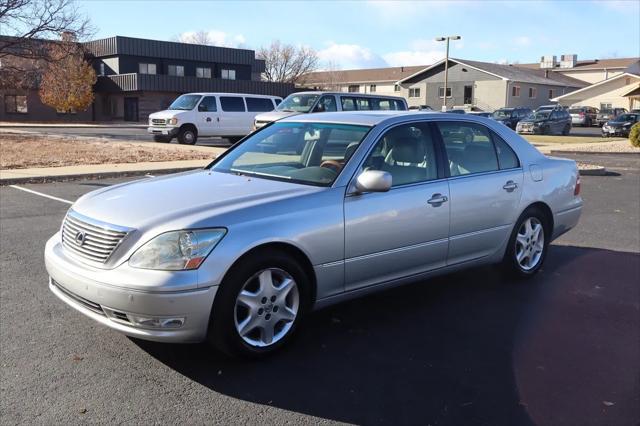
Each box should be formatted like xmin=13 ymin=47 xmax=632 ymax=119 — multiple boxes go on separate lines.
xmin=464 ymin=85 xmax=473 ymax=105
xmin=124 ymin=97 xmax=139 ymax=122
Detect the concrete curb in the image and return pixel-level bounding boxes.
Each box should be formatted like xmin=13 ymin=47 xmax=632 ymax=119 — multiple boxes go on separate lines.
xmin=549 ymin=150 xmax=640 ymax=155
xmin=578 ymin=166 xmax=607 ymax=176
xmin=0 ymin=166 xmax=201 ymax=186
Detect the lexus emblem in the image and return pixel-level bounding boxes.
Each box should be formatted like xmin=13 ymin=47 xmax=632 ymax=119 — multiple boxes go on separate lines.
xmin=74 ymin=231 xmax=86 ymax=245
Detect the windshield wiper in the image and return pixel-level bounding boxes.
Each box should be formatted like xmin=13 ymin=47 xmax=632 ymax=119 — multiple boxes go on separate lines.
xmin=230 ymin=168 xmax=292 ymax=180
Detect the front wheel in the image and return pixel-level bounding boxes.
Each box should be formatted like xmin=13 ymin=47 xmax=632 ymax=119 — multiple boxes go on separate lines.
xmin=177 ymin=127 xmax=197 ymax=145
xmin=503 ymin=207 xmax=549 ymax=278
xmin=562 ymin=125 xmax=570 ymax=136
xmin=207 ymin=250 xmax=309 ymax=358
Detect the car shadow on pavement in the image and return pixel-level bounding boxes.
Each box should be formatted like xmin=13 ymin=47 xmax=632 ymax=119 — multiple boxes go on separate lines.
xmin=133 ymin=245 xmax=639 ymax=426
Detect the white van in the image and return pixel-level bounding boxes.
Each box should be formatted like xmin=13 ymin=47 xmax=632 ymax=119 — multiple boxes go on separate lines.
xmin=147 ymin=93 xmax=282 ymax=144
xmin=253 ymin=91 xmax=408 ymax=129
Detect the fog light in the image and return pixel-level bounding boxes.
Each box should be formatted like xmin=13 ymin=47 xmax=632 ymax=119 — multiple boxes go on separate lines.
xmin=127 ymin=314 xmax=185 ymax=329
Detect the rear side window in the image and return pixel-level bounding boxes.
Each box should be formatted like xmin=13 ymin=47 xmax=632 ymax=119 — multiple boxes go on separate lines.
xmin=491 ymin=132 xmax=520 ymax=169
xmin=356 ymin=98 xmax=371 ymax=110
xmin=220 ymin=97 xmax=245 ymax=112
xmin=198 ymin=96 xmax=217 ymax=112
xmin=246 ymin=97 xmax=274 ymax=112
xmin=437 ymin=122 xmax=499 ymax=176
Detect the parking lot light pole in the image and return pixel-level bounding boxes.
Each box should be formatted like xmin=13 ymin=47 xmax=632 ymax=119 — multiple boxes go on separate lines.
xmin=435 ymin=35 xmax=461 ymax=112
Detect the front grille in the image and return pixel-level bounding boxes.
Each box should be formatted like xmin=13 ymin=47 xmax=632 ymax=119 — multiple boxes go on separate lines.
xmin=61 ymin=211 xmax=129 ymax=264
xmin=151 ymin=118 xmax=166 ymax=126
xmin=52 ymin=280 xmax=104 ymax=315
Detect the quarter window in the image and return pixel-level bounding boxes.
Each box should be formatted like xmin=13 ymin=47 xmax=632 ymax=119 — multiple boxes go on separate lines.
xmin=491 ymin=132 xmax=520 ymax=169
xmin=246 ymin=97 xmax=275 ymax=112
xmin=409 ymin=88 xmax=421 ymax=98
xmin=4 ymin=95 xmax=28 ymax=113
xmin=437 ymin=122 xmax=499 ymax=176
xmin=362 ymin=122 xmax=439 ymax=186
xmin=220 ymin=96 xmax=245 ymax=112
xmin=139 ymin=63 xmax=156 ymax=74
xmin=512 ymin=85 xmax=520 ymax=97
xmin=438 ymin=87 xmax=452 ymax=98
xmin=221 ymin=69 xmax=236 ymax=80
xmin=168 ymin=65 xmax=184 ymax=77
xmin=196 ymin=67 xmax=212 ymax=78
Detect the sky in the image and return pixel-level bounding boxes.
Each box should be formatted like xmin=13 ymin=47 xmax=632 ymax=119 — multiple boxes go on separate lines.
xmin=78 ymin=0 xmax=640 ymax=70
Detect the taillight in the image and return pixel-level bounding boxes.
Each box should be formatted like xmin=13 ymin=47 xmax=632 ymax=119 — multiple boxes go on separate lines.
xmin=574 ymin=175 xmax=581 ymax=196
xmin=579 ymin=112 xmax=585 ymax=117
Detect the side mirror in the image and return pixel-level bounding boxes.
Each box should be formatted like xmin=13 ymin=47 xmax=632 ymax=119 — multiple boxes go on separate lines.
xmin=354 ymin=170 xmax=392 ymax=193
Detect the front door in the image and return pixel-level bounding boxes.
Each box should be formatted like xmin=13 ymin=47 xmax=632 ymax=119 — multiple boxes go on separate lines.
xmin=124 ymin=97 xmax=138 ymax=122
xmin=464 ymin=85 xmax=473 ymax=105
xmin=436 ymin=121 xmax=524 ymax=265
xmin=197 ymin=96 xmax=219 ymax=136
xmin=344 ymin=122 xmax=450 ymax=291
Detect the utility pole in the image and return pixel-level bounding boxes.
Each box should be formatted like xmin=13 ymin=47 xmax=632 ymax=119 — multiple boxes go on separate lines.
xmin=435 ymin=35 xmax=461 ymax=112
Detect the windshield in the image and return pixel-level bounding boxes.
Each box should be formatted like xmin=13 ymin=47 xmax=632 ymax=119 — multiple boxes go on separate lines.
xmin=568 ymin=108 xmax=584 ymax=114
xmin=168 ymin=94 xmax=202 ymax=111
xmin=613 ymin=114 xmax=638 ymax=122
xmin=492 ymin=110 xmax=513 ymax=119
xmin=527 ymin=111 xmax=551 ymax=120
xmin=276 ymin=94 xmax=320 ymax=113
xmin=210 ymin=122 xmax=370 ymax=186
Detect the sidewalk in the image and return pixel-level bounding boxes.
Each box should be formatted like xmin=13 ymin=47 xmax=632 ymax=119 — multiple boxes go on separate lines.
xmin=0 ymin=121 xmax=147 ymax=129
xmin=0 ymin=159 xmax=211 ymax=185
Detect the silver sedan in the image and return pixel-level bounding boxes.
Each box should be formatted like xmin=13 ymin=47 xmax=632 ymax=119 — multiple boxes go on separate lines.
xmin=45 ymin=111 xmax=583 ymax=357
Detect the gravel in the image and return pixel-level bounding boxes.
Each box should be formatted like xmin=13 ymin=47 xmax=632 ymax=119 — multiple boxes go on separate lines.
xmin=550 ymin=139 xmax=640 ymax=153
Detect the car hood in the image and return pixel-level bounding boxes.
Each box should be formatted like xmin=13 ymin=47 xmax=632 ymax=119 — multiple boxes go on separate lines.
xmin=254 ymin=110 xmax=301 ymax=122
xmin=606 ymin=121 xmax=632 ymax=127
xmin=72 ymin=170 xmax=321 ymax=232
xmin=519 ymin=118 xmax=545 ymax=124
xmin=148 ymin=110 xmax=189 ymax=120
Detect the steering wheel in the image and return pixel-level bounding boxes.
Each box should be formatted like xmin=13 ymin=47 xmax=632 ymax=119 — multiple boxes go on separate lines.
xmin=319 ymin=160 xmax=343 ymax=173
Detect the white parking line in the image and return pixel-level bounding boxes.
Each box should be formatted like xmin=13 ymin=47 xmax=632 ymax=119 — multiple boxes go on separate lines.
xmin=9 ymin=185 xmax=74 ymax=205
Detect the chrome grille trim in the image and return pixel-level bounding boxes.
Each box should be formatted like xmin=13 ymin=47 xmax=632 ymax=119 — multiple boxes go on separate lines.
xmin=151 ymin=118 xmax=166 ymax=125
xmin=61 ymin=210 xmax=131 ymax=264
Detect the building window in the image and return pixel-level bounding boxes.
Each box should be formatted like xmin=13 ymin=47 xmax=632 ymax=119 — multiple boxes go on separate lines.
xmin=369 ymin=84 xmax=376 ymax=93
xmin=4 ymin=95 xmax=28 ymax=113
xmin=394 ymin=84 xmax=400 ymax=92
xmin=511 ymin=85 xmax=520 ymax=97
xmin=600 ymin=103 xmax=612 ymax=110
xmin=438 ymin=87 xmax=452 ymax=98
xmin=139 ymin=63 xmax=156 ymax=75
xmin=548 ymin=89 xmax=554 ymax=99
xmin=168 ymin=65 xmax=184 ymax=77
xmin=348 ymin=85 xmax=359 ymax=93
xmin=409 ymin=88 xmax=421 ymax=98
xmin=528 ymin=87 xmax=537 ymax=98
xmin=196 ymin=67 xmax=211 ymax=78
xmin=221 ymin=69 xmax=236 ymax=80
xmin=99 ymin=63 xmax=105 ymax=76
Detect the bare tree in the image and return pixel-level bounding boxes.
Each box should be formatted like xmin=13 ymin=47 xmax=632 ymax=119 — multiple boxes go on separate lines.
xmin=257 ymin=40 xmax=319 ymax=84
xmin=174 ymin=30 xmax=213 ymax=45
xmin=0 ymin=0 xmax=92 ymax=88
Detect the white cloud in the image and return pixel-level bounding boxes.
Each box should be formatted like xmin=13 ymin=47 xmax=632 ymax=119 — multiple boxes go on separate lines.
xmin=318 ymin=43 xmax=388 ymax=69
xmin=383 ymin=50 xmax=444 ymax=67
xmin=176 ymin=30 xmax=246 ymax=48
xmin=513 ymin=36 xmax=532 ymax=47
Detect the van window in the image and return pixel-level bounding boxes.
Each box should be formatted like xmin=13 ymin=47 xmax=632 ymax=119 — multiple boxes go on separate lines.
xmin=356 ymin=98 xmax=371 ymax=110
xmin=392 ymin=100 xmax=406 ymax=110
xmin=341 ymin=97 xmax=357 ymax=111
xmin=315 ymin=95 xmax=337 ymax=112
xmin=198 ymin=96 xmax=217 ymax=112
xmin=246 ymin=97 xmax=275 ymax=112
xmin=220 ymin=97 xmax=246 ymax=112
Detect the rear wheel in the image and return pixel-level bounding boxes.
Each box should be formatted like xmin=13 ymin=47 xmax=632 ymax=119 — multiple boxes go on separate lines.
xmin=177 ymin=126 xmax=197 ymax=145
xmin=503 ymin=207 xmax=549 ymax=278
xmin=153 ymin=135 xmax=171 ymax=143
xmin=207 ymin=250 xmax=310 ymax=358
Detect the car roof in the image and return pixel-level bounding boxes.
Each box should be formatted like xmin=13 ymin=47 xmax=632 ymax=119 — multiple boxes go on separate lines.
xmin=183 ymin=92 xmax=281 ymax=97
xmin=289 ymin=91 xmax=405 ymax=100
xmin=279 ymin=110 xmax=491 ymax=127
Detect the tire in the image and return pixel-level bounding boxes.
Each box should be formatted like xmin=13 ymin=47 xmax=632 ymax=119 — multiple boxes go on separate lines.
xmin=562 ymin=125 xmax=570 ymax=136
xmin=207 ymin=250 xmax=310 ymax=358
xmin=503 ymin=206 xmax=550 ymax=278
xmin=153 ymin=135 xmax=171 ymax=143
xmin=177 ymin=126 xmax=197 ymax=145
xmin=541 ymin=126 xmax=549 ymax=135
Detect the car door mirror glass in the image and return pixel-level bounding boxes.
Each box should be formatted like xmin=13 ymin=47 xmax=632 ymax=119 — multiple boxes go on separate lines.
xmin=355 ymin=170 xmax=392 ymax=193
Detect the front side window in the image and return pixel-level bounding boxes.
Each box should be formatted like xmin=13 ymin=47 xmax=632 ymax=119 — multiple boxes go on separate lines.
xmin=246 ymin=97 xmax=275 ymax=112
xmin=198 ymin=96 xmax=217 ymax=112
xmin=362 ymin=122 xmax=439 ymax=186
xmin=409 ymin=88 xmax=421 ymax=98
xmin=220 ymin=96 xmax=245 ymax=112
xmin=168 ymin=65 xmax=184 ymax=77
xmin=277 ymin=94 xmax=319 ymax=113
xmin=315 ymin=95 xmax=337 ymax=112
xmin=4 ymin=95 xmax=28 ymax=113
xmin=168 ymin=94 xmax=201 ymax=111
xmin=196 ymin=67 xmax=212 ymax=78
xmin=221 ymin=69 xmax=236 ymax=80
xmin=437 ymin=122 xmax=499 ymax=176
xmin=211 ymin=122 xmax=370 ymax=186
xmin=139 ymin=63 xmax=156 ymax=75
xmin=438 ymin=87 xmax=452 ymax=98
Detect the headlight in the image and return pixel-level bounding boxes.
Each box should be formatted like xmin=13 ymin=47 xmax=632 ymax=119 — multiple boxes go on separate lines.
xmin=168 ymin=117 xmax=178 ymax=125
xmin=129 ymin=229 xmax=226 ymax=270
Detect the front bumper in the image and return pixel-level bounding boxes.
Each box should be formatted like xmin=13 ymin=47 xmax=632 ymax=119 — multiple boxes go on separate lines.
xmin=45 ymin=235 xmax=217 ymax=343
xmin=147 ymin=126 xmax=179 ymax=137
xmin=602 ymin=127 xmax=629 ymax=137
xmin=517 ymin=126 xmax=541 ymax=134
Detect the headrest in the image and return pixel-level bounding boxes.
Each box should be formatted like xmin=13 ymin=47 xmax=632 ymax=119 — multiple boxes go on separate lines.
xmin=344 ymin=142 xmax=359 ymax=160
xmin=391 ymin=137 xmax=425 ymax=163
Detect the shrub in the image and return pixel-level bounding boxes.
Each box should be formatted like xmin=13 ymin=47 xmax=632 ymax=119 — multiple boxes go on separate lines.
xmin=630 ymin=122 xmax=640 ymax=148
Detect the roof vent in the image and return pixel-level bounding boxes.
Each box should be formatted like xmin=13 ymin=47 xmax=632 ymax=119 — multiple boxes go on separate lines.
xmin=540 ymin=55 xmax=557 ymax=69
xmin=559 ymin=54 xmax=577 ymax=68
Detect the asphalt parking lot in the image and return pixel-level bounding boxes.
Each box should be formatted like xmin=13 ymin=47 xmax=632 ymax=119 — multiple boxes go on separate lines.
xmin=1 ymin=153 xmax=638 ymax=425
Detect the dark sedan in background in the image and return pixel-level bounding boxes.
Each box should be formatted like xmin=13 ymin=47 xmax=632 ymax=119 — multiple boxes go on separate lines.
xmin=516 ymin=109 xmax=572 ymax=135
xmin=491 ymin=107 xmax=532 ymax=129
xmin=602 ymin=113 xmax=639 ymax=137
xmin=596 ymin=108 xmax=628 ymax=127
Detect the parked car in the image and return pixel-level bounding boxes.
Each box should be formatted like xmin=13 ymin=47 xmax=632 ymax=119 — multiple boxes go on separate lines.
xmin=45 ymin=111 xmax=582 ymax=358
xmin=491 ymin=107 xmax=532 ymax=129
xmin=253 ymin=92 xmax=407 ymax=129
xmin=596 ymin=108 xmax=628 ymax=127
xmin=408 ymin=105 xmax=433 ymax=111
xmin=516 ymin=109 xmax=572 ymax=135
xmin=147 ymin=93 xmax=282 ymax=145
xmin=568 ymin=106 xmax=599 ymax=127
xmin=535 ymin=104 xmax=567 ymax=112
xmin=448 ymin=109 xmax=466 ymax=114
xmin=602 ymin=113 xmax=640 ymax=137
xmin=469 ymin=112 xmax=492 ymax=118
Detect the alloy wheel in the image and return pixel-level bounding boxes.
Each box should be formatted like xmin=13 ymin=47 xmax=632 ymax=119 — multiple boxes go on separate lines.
xmin=234 ymin=268 xmax=300 ymax=347
xmin=515 ymin=217 xmax=545 ymax=271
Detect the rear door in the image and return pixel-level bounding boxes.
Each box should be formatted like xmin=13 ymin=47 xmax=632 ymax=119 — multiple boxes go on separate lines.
xmin=219 ymin=96 xmax=248 ymax=136
xmin=437 ymin=121 xmax=524 ymax=265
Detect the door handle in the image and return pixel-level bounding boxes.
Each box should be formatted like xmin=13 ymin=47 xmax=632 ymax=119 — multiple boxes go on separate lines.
xmin=206 ymin=117 xmax=212 ymax=122
xmin=216 ymin=117 xmax=220 ymax=122
xmin=503 ymin=180 xmax=518 ymax=192
xmin=427 ymin=193 xmax=448 ymax=206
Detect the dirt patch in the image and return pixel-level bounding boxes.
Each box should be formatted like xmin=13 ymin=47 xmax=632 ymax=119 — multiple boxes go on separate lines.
xmin=1 ymin=134 xmax=215 ymax=169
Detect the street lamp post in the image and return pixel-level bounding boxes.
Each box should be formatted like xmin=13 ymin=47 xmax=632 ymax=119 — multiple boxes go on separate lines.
xmin=435 ymin=35 xmax=461 ymax=112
